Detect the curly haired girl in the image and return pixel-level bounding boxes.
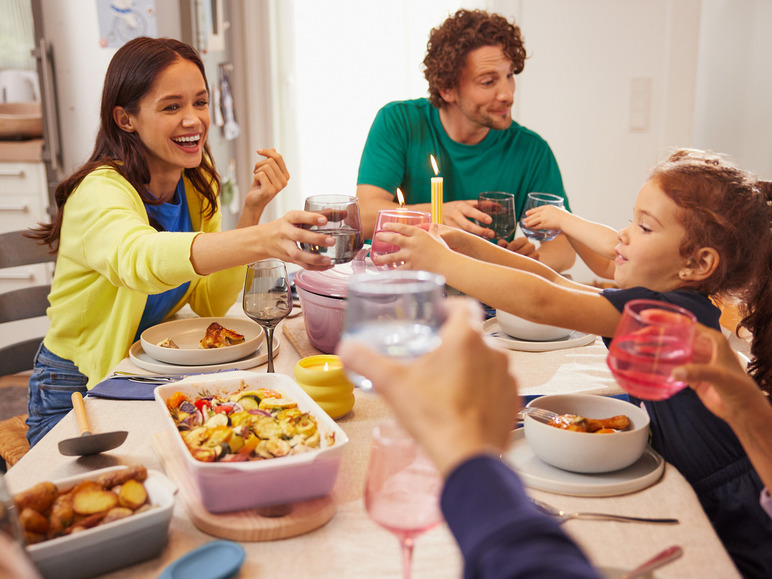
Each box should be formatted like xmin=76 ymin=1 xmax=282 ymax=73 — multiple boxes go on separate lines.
xmin=376 ymin=148 xmax=772 ymax=577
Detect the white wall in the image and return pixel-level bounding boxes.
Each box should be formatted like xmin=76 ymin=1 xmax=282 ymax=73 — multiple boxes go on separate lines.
xmin=265 ymin=0 xmax=704 ymax=282
xmin=267 ymin=0 xmax=484 ymax=212
xmin=693 ymin=0 xmax=772 ymax=180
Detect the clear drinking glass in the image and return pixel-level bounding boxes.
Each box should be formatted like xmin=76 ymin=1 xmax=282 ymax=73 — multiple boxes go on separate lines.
xmin=370 ymin=209 xmax=431 ymax=270
xmin=607 ymin=299 xmax=697 ymax=400
xmin=299 ymin=194 xmax=364 ymax=264
xmin=475 ymin=191 xmax=515 ymax=240
xmin=518 ymin=192 xmax=565 ymax=242
xmin=243 ymin=259 xmax=293 ymax=373
xmin=365 ymin=420 xmax=443 ymax=579
xmin=340 ymin=270 xmax=447 ymax=389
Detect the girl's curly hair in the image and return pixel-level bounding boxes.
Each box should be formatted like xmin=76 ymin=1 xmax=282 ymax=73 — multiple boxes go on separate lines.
xmin=652 ymin=148 xmax=772 ymax=396
xmin=423 ymin=9 xmax=527 ymax=108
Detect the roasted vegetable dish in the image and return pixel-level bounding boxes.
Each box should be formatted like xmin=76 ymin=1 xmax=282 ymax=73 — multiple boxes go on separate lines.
xmin=548 ymin=413 xmax=631 ymax=433
xmin=166 ymin=385 xmax=335 ymax=463
xmin=13 ymin=465 xmax=151 ymax=545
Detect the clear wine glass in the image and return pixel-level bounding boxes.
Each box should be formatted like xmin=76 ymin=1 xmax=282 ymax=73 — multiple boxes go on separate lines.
xmin=607 ymin=299 xmax=697 ymax=400
xmin=243 ymin=258 xmax=293 ymax=373
xmin=299 ymin=194 xmax=363 ymax=264
xmin=370 ymin=209 xmax=431 ymax=270
xmin=518 ymin=192 xmax=565 ymax=242
xmin=365 ymin=420 xmax=443 ymax=579
xmin=340 ymin=270 xmax=446 ymax=390
xmin=475 ymin=191 xmax=515 ymax=240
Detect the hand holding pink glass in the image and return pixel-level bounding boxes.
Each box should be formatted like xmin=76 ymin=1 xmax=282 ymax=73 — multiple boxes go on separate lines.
xmin=370 ymin=209 xmax=431 ymax=270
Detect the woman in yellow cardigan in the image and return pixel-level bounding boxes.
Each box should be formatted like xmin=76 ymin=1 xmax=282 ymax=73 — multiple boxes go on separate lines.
xmin=25 ymin=37 xmax=335 ymax=446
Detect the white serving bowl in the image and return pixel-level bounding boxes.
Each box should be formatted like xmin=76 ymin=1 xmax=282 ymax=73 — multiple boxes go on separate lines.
xmin=141 ymin=317 xmax=262 ymax=365
xmin=154 ymin=370 xmax=348 ymax=513
xmin=496 ymin=309 xmax=572 ymax=341
xmin=22 ymin=467 xmax=177 ymax=579
xmin=523 ymin=394 xmax=650 ymax=473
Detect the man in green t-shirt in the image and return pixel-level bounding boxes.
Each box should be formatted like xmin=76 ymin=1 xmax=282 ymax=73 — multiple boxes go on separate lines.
xmin=356 ymin=9 xmax=575 ymax=272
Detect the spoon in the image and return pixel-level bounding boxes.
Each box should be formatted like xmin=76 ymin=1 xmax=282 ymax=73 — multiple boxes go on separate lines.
xmin=58 ymin=392 xmax=128 ymax=456
xmin=530 ymin=498 xmax=679 ymax=525
xmin=622 ymin=545 xmax=683 ymax=579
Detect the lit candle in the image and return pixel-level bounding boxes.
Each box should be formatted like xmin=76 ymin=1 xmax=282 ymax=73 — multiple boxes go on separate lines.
xmin=293 ymin=355 xmax=355 ymax=419
xmin=395 ymin=188 xmax=407 ymax=223
xmin=396 ymin=187 xmax=406 ymax=207
xmin=430 ymin=154 xmax=443 ymax=224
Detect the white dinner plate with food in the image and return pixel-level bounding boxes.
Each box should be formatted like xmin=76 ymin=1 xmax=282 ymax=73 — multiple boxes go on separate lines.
xmin=483 ymin=318 xmax=596 ymax=352
xmin=141 ymin=317 xmax=262 ymax=365
xmin=129 ymin=335 xmax=279 ymax=374
xmin=504 ymin=429 xmax=665 ymax=497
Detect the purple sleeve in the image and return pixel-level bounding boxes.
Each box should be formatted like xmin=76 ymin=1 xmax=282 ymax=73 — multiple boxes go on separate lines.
xmin=441 ymin=455 xmax=600 ymax=579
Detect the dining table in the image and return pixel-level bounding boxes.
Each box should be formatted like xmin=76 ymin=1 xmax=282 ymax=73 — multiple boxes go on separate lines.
xmin=4 ymin=304 xmax=741 ymax=578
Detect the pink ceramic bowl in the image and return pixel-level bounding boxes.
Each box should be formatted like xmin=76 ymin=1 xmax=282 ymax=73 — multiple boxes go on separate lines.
xmin=294 ymin=257 xmax=378 ymax=354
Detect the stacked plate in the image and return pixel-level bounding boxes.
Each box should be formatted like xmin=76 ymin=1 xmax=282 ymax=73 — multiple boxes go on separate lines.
xmin=130 ymin=317 xmax=271 ymax=373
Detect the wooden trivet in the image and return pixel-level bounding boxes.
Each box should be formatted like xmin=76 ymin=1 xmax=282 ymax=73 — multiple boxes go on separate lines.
xmin=281 ymin=316 xmax=323 ymax=359
xmin=152 ymin=430 xmax=336 ymax=541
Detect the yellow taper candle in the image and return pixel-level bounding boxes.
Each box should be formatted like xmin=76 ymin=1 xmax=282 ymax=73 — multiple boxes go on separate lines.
xmin=430 ymin=154 xmax=443 ymax=224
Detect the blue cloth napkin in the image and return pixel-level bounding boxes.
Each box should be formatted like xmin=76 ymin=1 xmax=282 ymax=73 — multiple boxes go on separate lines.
xmin=87 ymin=377 xmax=163 ymax=400
xmin=87 ymin=369 xmax=242 ymax=400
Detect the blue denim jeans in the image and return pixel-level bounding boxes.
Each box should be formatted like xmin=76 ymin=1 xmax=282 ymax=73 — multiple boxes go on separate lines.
xmin=26 ymin=344 xmax=88 ymax=447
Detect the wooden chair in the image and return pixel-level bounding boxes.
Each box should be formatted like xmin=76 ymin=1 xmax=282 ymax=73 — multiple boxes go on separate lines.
xmin=0 ymin=230 xmax=55 ymax=471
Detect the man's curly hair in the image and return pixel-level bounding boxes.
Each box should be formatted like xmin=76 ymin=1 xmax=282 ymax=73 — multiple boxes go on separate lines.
xmin=423 ymin=9 xmax=527 ymax=108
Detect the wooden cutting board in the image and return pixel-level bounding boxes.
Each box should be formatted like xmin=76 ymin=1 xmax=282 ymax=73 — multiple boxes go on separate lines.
xmin=282 ymin=315 xmax=324 ymax=359
xmin=152 ymin=430 xmax=336 ymax=541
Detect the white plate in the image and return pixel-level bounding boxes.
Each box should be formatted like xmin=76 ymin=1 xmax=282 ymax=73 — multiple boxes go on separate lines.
xmin=141 ymin=317 xmax=262 ymax=365
xmin=483 ymin=318 xmax=596 ymax=352
xmin=129 ymin=336 xmax=279 ymax=373
xmin=504 ymin=429 xmax=664 ymax=497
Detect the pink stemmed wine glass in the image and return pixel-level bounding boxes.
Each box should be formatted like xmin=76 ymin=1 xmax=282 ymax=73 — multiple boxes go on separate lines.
xmin=607 ymin=299 xmax=697 ymax=400
xmin=370 ymin=209 xmax=431 ymax=270
xmin=364 ymin=421 xmax=443 ymax=579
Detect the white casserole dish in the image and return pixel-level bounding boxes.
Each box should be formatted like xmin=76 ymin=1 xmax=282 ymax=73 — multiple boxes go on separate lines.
xmin=154 ymin=371 xmax=349 ymax=513
xmin=24 ymin=466 xmax=177 ymax=579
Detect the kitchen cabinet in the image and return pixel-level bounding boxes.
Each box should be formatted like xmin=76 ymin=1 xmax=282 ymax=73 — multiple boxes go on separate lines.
xmin=0 ymin=139 xmax=52 ymax=294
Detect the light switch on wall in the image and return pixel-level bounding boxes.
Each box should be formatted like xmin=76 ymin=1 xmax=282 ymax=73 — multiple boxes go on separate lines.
xmin=629 ymin=77 xmax=652 ymax=132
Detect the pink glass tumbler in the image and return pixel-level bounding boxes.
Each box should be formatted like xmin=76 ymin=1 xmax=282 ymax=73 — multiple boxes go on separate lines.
xmin=607 ymin=299 xmax=697 ymax=400
xmin=370 ymin=209 xmax=431 ymax=270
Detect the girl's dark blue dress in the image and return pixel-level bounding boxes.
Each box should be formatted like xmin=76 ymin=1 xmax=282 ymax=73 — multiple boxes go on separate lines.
xmin=602 ymin=287 xmax=772 ymax=578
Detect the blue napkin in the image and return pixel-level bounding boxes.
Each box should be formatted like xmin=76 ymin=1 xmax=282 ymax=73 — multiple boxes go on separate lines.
xmin=87 ymin=369 xmax=242 ymax=400
xmin=87 ymin=377 xmax=162 ymax=400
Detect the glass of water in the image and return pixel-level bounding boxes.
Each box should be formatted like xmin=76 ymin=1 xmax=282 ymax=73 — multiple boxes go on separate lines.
xmin=475 ymin=191 xmax=516 ymax=240
xmin=340 ymin=270 xmax=447 ymax=389
xmin=518 ymin=192 xmax=565 ymax=242
xmin=300 ymin=194 xmax=363 ymax=264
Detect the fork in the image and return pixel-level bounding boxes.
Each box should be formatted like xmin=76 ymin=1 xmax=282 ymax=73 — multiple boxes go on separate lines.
xmin=517 ymin=406 xmax=559 ymax=425
xmin=530 ymin=498 xmax=679 ymax=525
xmin=110 ymin=372 xmax=185 ymax=384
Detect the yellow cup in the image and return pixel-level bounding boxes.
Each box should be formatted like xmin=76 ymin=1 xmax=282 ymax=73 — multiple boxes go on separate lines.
xmin=294 ymin=355 xmax=355 ymax=419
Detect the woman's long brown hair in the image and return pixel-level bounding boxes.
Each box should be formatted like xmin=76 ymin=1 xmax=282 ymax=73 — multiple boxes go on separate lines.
xmin=29 ymin=36 xmax=219 ymax=249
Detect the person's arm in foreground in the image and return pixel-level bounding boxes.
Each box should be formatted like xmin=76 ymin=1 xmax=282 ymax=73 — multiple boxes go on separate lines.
xmin=373 ymin=224 xmax=620 ymax=338
xmin=672 ymin=325 xmax=772 ymax=494
xmin=337 ymin=299 xmax=600 ymax=579
xmin=500 ymin=232 xmax=576 ymax=273
xmin=522 ymin=205 xmax=615 ymax=278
